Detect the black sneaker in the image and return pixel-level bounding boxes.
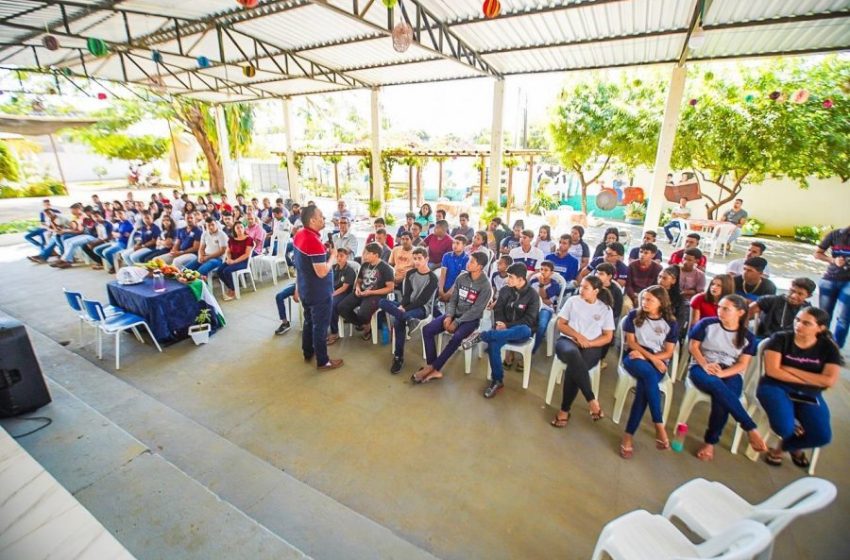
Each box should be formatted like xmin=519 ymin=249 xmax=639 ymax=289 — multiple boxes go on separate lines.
xmin=484 ymin=380 xmax=504 ymax=399
xmin=390 ymin=356 xmax=403 ymax=374
xmin=275 ymin=321 xmax=291 ymax=335
xmin=461 ymin=330 xmax=482 ymax=350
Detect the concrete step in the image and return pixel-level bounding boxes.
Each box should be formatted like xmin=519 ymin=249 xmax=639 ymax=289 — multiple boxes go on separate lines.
xmin=4 ymin=319 xmax=439 ymax=560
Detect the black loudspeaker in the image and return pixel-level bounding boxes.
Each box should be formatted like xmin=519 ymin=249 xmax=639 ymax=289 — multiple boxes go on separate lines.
xmin=0 ymin=319 xmax=52 ymax=417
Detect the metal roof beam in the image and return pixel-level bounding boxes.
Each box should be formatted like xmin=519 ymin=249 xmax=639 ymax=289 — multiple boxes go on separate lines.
xmin=447 ymin=0 xmax=628 ymax=27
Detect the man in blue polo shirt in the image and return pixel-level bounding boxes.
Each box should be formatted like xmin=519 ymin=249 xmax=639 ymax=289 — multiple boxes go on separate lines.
xmin=546 ymin=234 xmax=580 ymax=285
xmin=165 ymin=213 xmax=202 ymax=266
xmin=293 ymin=205 xmax=343 ymax=371
xmin=438 ymin=235 xmax=470 ymax=306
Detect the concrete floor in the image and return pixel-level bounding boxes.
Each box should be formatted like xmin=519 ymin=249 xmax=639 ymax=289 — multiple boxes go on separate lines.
xmin=1 ymin=239 xmax=848 ymax=559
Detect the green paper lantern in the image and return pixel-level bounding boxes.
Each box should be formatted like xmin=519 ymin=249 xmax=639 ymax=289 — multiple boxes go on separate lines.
xmin=382 ymin=0 xmax=398 ymax=8
xmin=744 ymin=94 xmax=755 ymax=103
xmin=87 ymin=37 xmax=109 ymax=57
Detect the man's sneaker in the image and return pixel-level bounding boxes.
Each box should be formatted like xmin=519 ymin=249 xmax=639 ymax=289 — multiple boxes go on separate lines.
xmin=275 ymin=321 xmax=291 ymax=335
xmin=390 ymin=356 xmax=404 ymax=374
xmin=406 ymin=317 xmax=421 ymax=331
xmin=483 ymin=380 xmax=504 ymax=399
xmin=461 ymin=330 xmax=482 ymax=350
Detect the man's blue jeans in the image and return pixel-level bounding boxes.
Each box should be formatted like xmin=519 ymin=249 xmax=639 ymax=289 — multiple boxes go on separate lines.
xmin=378 ymin=299 xmax=427 ymax=359
xmin=663 ymin=219 xmax=684 ymax=243
xmin=818 ymin=278 xmax=850 ymax=348
xmin=688 ymin=365 xmax=756 ymax=444
xmin=37 ymin=232 xmax=75 ymax=259
xmin=185 ymin=257 xmax=223 ymax=277
xmin=275 ymin=284 xmax=297 ymax=321
xmin=533 ymin=308 xmax=553 ymax=354
xmin=481 ymin=324 xmax=533 ymax=382
xmin=623 ymin=355 xmax=666 ymax=434
xmin=61 ymin=234 xmax=95 ymax=262
xmin=303 ymin=296 xmax=332 ymax=366
xmin=24 ymin=227 xmax=46 ymax=249
xmin=423 ymin=317 xmax=479 ymax=371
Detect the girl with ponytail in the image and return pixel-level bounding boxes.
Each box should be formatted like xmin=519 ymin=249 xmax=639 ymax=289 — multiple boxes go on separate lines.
xmin=550 ymin=276 xmax=616 ymax=429
xmin=758 ymin=307 xmax=843 ymax=468
xmin=687 ymin=294 xmax=767 ymax=461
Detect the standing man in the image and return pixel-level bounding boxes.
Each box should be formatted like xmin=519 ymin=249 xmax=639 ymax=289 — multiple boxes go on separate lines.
xmin=721 ymin=198 xmax=749 ymax=252
xmin=293 ymin=205 xmax=343 ymax=370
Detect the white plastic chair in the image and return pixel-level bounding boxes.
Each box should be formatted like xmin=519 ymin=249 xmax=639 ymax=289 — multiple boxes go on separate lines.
xmin=545 ymin=353 xmax=601 ymax=406
xmin=82 ymin=299 xmax=162 ymax=370
xmin=220 ymin=251 xmax=257 ymax=299
xmin=674 ymin=339 xmax=764 ymax=450
xmin=428 ymin=329 xmax=481 ymax=375
xmin=534 ymin=273 xmax=568 ymax=357
xmin=591 ymin=509 xmax=772 ymax=560
xmin=611 ymin=317 xmax=678 ymax=425
xmin=662 ymin=477 xmax=836 ymax=560
xmin=704 ymin=223 xmax=738 ymax=258
xmin=253 ymin=229 xmax=291 ymax=285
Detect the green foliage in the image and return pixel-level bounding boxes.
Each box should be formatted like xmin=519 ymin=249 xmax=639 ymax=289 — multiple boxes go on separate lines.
xmin=384 ymin=213 xmax=397 ymax=226
xmin=624 ymin=201 xmax=647 ymax=221
xmin=530 ymin=189 xmax=558 ymax=215
xmin=367 ymin=199 xmax=382 ymax=217
xmin=0 ymin=219 xmax=39 ymax=233
xmin=323 ymin=154 xmax=343 ymax=165
xmin=195 ymin=308 xmax=212 ymax=325
xmin=25 ymin=179 xmax=67 ymax=197
xmin=85 ymin=134 xmax=169 ymax=165
xmin=92 ymin=165 xmax=108 ymax=179
xmin=794 ymin=224 xmax=833 ymax=244
xmin=741 ymin=218 xmax=765 ymax=236
xmin=658 ymin=207 xmax=672 ymax=227
xmin=479 ymin=200 xmax=502 ymax=226
xmin=549 ymin=78 xmax=662 ymax=213
xmin=0 ymin=141 xmax=21 ymax=183
xmin=0 ymin=185 xmax=20 ymax=198
xmin=238 ymin=177 xmax=250 ymax=196
xmin=280 ymin=153 xmax=305 ymax=173
xmin=673 ymin=58 xmax=850 ymax=217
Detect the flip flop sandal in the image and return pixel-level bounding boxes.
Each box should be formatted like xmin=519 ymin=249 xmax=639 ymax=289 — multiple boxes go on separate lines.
xmin=421 ymin=373 xmax=443 ymax=384
xmin=764 ymin=452 xmax=784 ymax=467
xmin=790 ymin=451 xmax=810 ymax=469
xmin=590 ymin=409 xmax=605 ymax=422
xmin=550 ymin=412 xmax=570 ymax=428
xmin=696 ymin=447 xmax=714 ymax=462
xmin=620 ymin=445 xmax=634 ymax=459
xmin=656 ymin=439 xmax=670 ymax=451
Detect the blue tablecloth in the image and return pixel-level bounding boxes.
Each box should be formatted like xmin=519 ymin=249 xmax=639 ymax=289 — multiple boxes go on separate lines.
xmin=107 ymin=278 xmax=206 ymax=342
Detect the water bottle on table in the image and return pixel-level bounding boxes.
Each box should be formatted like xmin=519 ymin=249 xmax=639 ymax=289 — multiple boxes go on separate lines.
xmin=153 ymin=270 xmax=166 ymax=293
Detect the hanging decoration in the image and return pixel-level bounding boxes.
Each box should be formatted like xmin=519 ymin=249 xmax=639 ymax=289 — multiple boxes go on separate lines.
xmin=768 ymin=91 xmax=781 ymax=101
xmin=744 ymin=94 xmax=755 ymax=103
xmin=392 ymin=21 xmax=413 ymax=53
xmin=97 ymin=92 xmax=107 ymax=100
xmin=86 ymin=37 xmax=109 ymax=57
xmin=791 ymin=89 xmax=809 ymax=104
xmin=236 ymin=0 xmax=259 ymax=8
xmin=242 ymin=64 xmax=256 ymax=78
xmin=382 ymin=0 xmax=398 ymax=8
xmin=482 ymin=0 xmax=501 ymax=19
xmin=688 ymin=98 xmax=698 ymax=106
xmin=823 ymin=99 xmax=834 ymax=109
xmin=61 ymin=67 xmax=73 ymax=77
xmin=151 ymin=50 xmax=163 ymax=63
xmin=32 ymin=100 xmax=45 ymax=112
xmin=42 ymin=35 xmax=59 ymax=51
xmin=196 ymin=56 xmax=211 ymax=68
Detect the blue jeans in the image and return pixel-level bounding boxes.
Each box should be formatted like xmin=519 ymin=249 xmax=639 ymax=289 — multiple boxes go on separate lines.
xmin=818 ymin=278 xmax=850 ymax=348
xmin=688 ymin=365 xmax=757 ymax=444
xmin=423 ymin=317 xmax=479 ymax=371
xmin=757 ymin=380 xmax=831 ymax=452
xmin=379 ymin=299 xmax=427 ymax=359
xmin=481 ymin=325 xmax=533 ymax=382
xmin=139 ymin=248 xmax=168 ymax=262
xmin=663 ymin=220 xmax=684 ymax=243
xmin=217 ymin=260 xmax=248 ymax=291
xmin=101 ymin=243 xmax=126 ymax=269
xmin=533 ymin=308 xmax=553 ymax=354
xmin=37 ymin=233 xmax=75 ymax=259
xmin=275 ymin=284 xmax=297 ymax=321
xmin=24 ymin=227 xmax=46 ymax=249
xmin=61 ymin=234 xmax=95 ymax=262
xmin=303 ymin=296 xmax=332 ymax=366
xmin=623 ymin=355 xmax=665 ymax=434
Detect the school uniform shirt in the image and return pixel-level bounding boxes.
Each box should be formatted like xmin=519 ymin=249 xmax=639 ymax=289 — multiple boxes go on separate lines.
xmin=534 ymin=239 xmax=555 ymax=255
xmin=201 ymin=228 xmax=228 ymax=256
xmin=490 ymin=271 xmax=508 ymax=298
xmin=333 ymin=263 xmax=356 ymax=294
xmin=176 ymin=226 xmax=202 ymax=252
xmin=358 ymin=260 xmax=394 ymax=292
xmin=588 ymin=256 xmax=629 ymax=282
xmin=688 ymin=317 xmax=756 ymax=368
xmin=628 ymin=247 xmax=663 ymax=262
xmin=623 ymin=309 xmax=678 ymax=353
xmin=568 ymin=240 xmax=590 ymax=263
xmin=546 ymin=251 xmax=579 ymax=283
xmin=441 ymin=251 xmax=470 ymax=290
xmin=763 ymin=331 xmax=843 ymax=392
xmin=293 ymin=226 xmax=332 ymax=306
xmin=557 ymin=295 xmax=615 ymax=341
xmin=734 ymin=275 xmax=777 ymax=302
xmin=510 ymin=246 xmax=546 ymax=271
xmin=500 ymin=235 xmax=521 ymax=254
xmin=755 ymin=295 xmax=810 ymax=338
xmin=529 ymin=277 xmax=560 ymax=312
xmin=423 ymin=233 xmax=453 ymax=266
xmin=115 ymin=220 xmax=134 ymax=248
xmin=818 ymin=227 xmax=850 ymax=281
xmin=690 ymin=293 xmax=719 ymax=320
xmin=138 ymin=224 xmax=161 ymax=245
xmin=446 ymin=271 xmax=491 ymax=323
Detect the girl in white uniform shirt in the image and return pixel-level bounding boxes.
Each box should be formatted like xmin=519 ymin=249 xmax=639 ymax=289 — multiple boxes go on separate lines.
xmin=619 ymin=285 xmax=679 ymax=458
xmin=550 ymin=276 xmax=616 ymax=428
xmin=533 ymin=225 xmax=555 ymax=255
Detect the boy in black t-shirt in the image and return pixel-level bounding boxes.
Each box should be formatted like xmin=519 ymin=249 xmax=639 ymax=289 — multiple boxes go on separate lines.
xmin=337 ymin=243 xmax=395 ymax=340
xmin=750 ymin=277 xmax=816 ymax=340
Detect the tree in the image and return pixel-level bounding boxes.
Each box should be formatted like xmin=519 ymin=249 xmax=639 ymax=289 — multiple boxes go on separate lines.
xmin=0 ymin=141 xmax=21 ymax=183
xmin=672 ymin=58 xmax=849 ymax=218
xmin=71 ymin=99 xmax=170 ymax=166
xmin=549 ymin=79 xmax=662 ymax=214
xmin=84 ymin=134 xmax=169 ymax=166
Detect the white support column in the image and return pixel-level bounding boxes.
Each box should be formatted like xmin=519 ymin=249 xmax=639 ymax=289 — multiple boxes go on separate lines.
xmin=488 ymin=78 xmax=505 ymax=205
xmin=282 ymin=97 xmax=301 ymax=202
xmin=645 ymin=64 xmax=687 ymax=231
xmin=214 ymin=105 xmax=236 ymax=200
xmin=370 ymin=87 xmax=383 ymax=207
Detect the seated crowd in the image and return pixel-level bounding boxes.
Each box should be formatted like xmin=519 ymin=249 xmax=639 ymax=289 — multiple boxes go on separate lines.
xmin=27 ymin=194 xmax=847 ymax=469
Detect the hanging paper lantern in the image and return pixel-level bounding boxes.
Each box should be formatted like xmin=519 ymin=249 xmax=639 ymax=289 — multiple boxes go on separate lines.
xmin=86 ymin=37 xmax=109 ymax=57
xmin=823 ymin=99 xmax=834 ymax=109
xmin=236 ymin=0 xmax=259 ymax=8
xmin=61 ymin=67 xmax=73 ymax=77
xmin=703 ymin=71 xmax=714 ymax=82
xmin=688 ymin=98 xmax=698 ymax=106
xmin=768 ymin=91 xmax=781 ymax=101
xmin=42 ymin=35 xmax=59 ymax=51
xmin=790 ymin=89 xmax=809 ymax=104
xmin=97 ymin=92 xmax=107 ymax=100
xmin=242 ymin=64 xmax=256 ymax=78
xmin=32 ymin=100 xmax=45 ymax=112
xmin=482 ymin=0 xmax=501 ymax=18
xmin=196 ymin=56 xmax=211 ymax=68
xmin=392 ymin=21 xmax=413 ymax=53
xmin=382 ymin=0 xmax=398 ymax=7
xmin=744 ymin=94 xmax=755 ymax=103
xmin=151 ymin=50 xmax=163 ymax=63
xmin=47 ymin=87 xmax=57 ymax=95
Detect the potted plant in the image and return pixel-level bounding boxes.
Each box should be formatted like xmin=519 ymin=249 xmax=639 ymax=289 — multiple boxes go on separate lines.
xmin=189 ymin=308 xmax=212 ymax=345
xmin=624 ymin=201 xmax=647 ymax=224
xmin=741 ymin=217 xmax=764 ymax=237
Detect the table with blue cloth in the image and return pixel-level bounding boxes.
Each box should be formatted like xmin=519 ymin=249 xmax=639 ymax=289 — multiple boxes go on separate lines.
xmin=106 ymin=278 xmax=220 ymax=343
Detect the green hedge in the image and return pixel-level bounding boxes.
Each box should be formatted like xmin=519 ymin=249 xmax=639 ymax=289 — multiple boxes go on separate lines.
xmin=0 ymin=219 xmax=39 ymax=234
xmin=0 ymin=180 xmax=68 ymax=198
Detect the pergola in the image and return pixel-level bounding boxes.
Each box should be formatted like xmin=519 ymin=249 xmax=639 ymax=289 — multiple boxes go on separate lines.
xmin=1 ymin=0 xmax=848 ymax=226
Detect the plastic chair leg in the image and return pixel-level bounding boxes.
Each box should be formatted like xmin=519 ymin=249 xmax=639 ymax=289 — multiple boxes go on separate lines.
xmin=233 ymin=273 xmax=241 ymax=299
xmin=611 ymin=376 xmax=634 ymax=425
xmin=661 ymin=387 xmax=672 ymax=427
xmin=521 ymin=347 xmax=532 ymax=389
xmin=115 ymin=331 xmax=121 ymax=370
xmin=545 ymin=359 xmax=565 ymax=406
xmin=589 ymin=364 xmax=600 ymax=398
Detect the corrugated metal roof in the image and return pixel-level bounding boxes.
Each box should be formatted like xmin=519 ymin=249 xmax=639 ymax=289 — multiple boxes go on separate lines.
xmin=0 ymin=0 xmax=846 ymax=101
